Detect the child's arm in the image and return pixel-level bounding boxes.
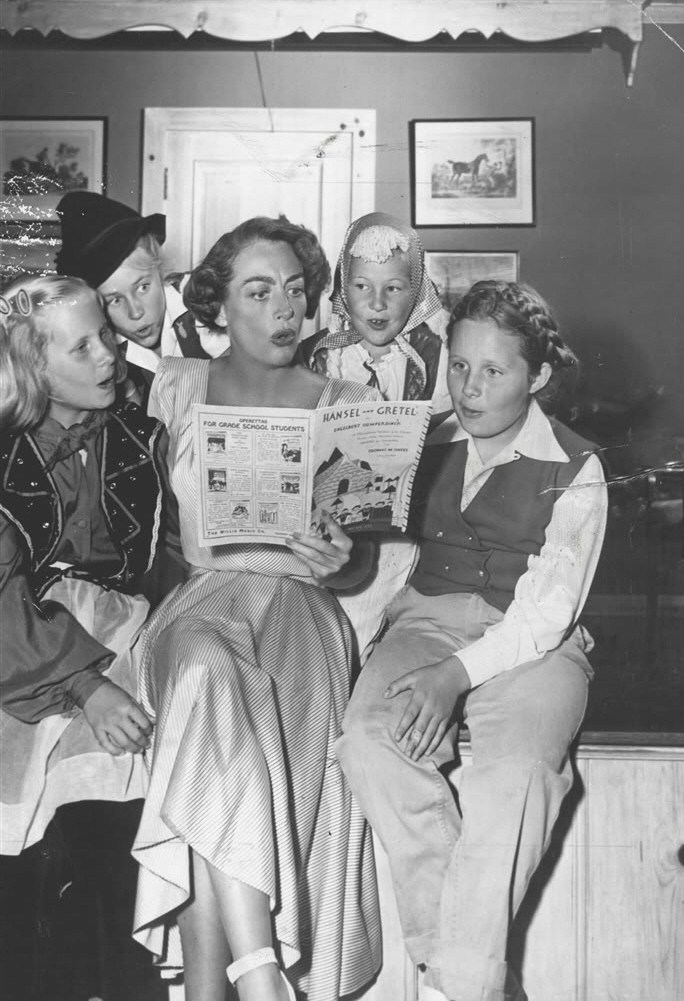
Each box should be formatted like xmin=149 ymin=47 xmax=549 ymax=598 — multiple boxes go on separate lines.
xmin=82 ymin=680 xmax=151 ymax=756
xmin=0 ymin=515 xmax=114 ymax=723
xmin=456 ymin=452 xmax=608 ymax=687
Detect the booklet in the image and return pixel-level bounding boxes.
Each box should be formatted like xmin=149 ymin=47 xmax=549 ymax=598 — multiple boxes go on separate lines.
xmin=192 ymin=400 xmax=432 ymax=545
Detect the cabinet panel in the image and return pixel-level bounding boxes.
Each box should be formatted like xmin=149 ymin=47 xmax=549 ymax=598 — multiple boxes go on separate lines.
xmin=583 ymin=756 xmax=684 ymax=1001
xmin=355 ymin=745 xmax=684 ymax=1001
xmin=168 ymin=746 xmax=684 ymax=1001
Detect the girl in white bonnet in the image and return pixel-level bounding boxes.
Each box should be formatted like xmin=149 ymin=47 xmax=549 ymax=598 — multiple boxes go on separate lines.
xmin=301 ymin=212 xmax=451 ymax=662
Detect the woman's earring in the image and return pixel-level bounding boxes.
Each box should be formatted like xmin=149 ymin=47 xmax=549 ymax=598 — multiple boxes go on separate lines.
xmin=0 ymin=295 xmax=10 ymax=316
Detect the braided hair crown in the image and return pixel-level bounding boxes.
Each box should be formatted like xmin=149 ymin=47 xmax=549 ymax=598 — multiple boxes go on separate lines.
xmin=449 ymin=280 xmax=579 ymax=412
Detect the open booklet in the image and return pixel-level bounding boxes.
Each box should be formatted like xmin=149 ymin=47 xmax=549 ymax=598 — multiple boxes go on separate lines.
xmin=192 ymin=400 xmax=432 ymax=545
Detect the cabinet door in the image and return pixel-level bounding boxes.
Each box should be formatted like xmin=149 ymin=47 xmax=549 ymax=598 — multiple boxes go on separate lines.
xmin=583 ymin=754 xmax=684 ymax=1001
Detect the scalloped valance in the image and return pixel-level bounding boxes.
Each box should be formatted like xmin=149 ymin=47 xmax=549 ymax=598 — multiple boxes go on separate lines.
xmin=2 ymin=1 xmax=680 ymax=86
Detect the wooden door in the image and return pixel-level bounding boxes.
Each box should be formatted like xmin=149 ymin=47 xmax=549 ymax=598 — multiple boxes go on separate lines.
xmin=142 ymin=108 xmax=375 ymax=332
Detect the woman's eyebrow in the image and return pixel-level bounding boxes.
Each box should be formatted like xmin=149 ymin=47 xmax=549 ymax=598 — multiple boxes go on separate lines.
xmin=242 ymin=271 xmax=305 ymax=286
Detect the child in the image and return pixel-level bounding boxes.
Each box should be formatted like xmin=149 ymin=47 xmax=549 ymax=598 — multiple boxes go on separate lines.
xmin=0 ymin=275 xmax=164 ymax=997
xmin=337 ymin=281 xmax=609 ymax=1001
xmin=301 ymin=211 xmax=451 ymax=663
xmin=55 ymin=191 xmax=226 ymax=405
xmin=302 ymin=211 xmax=450 ymax=408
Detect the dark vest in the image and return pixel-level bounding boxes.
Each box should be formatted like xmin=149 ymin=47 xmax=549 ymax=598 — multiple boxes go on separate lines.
xmin=409 ymin=419 xmax=597 ymax=611
xmin=0 ymin=405 xmax=163 ymax=599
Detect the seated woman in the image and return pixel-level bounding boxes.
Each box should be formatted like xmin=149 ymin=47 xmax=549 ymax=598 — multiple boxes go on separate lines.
xmin=0 ymin=275 xmax=164 ymax=997
xmin=132 ymin=216 xmax=382 ymax=1001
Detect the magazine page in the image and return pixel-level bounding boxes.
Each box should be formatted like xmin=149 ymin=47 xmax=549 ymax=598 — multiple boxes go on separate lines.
xmin=192 ymin=405 xmax=316 ymax=545
xmin=310 ymin=400 xmax=432 ymax=536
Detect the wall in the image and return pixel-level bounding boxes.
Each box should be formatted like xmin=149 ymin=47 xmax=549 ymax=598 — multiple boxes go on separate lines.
xmin=2 ymin=27 xmax=683 ymax=432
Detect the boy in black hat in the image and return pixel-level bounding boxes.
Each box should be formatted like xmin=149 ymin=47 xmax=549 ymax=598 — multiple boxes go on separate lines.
xmin=55 ymin=192 xmax=227 ymax=404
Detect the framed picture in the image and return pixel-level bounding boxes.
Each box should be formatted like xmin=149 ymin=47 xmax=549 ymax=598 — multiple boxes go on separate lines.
xmin=410 ymin=118 xmax=535 ymax=227
xmin=425 ymin=251 xmax=519 ymax=310
xmin=0 ymin=224 xmax=60 ymax=290
xmin=0 ymin=117 xmax=106 ymax=225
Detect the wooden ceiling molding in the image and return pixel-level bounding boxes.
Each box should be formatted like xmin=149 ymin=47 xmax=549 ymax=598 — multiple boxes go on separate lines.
xmin=1 ymin=0 xmax=678 ymax=86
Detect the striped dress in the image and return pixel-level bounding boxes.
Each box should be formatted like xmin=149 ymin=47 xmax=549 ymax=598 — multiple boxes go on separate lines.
xmin=132 ymin=359 xmax=382 ymax=999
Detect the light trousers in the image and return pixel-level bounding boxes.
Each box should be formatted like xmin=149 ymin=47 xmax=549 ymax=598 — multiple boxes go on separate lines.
xmin=337 ymin=586 xmax=590 ymax=1001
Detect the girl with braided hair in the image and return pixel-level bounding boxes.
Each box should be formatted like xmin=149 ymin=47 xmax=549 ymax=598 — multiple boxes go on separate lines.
xmin=337 ymin=280 xmax=608 ymax=1001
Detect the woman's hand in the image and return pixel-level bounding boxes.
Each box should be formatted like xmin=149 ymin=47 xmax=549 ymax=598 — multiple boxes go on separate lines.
xmin=83 ymin=679 xmax=153 ymax=756
xmin=384 ymin=655 xmax=471 ymax=761
xmin=285 ymin=511 xmax=352 ymax=584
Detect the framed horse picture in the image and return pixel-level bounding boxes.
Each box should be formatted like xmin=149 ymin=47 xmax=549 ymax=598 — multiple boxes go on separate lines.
xmin=410 ymin=118 xmax=535 ymax=227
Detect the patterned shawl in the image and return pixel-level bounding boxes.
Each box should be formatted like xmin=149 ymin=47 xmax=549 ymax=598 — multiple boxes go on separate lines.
xmin=328 ymin=212 xmax=443 ymax=338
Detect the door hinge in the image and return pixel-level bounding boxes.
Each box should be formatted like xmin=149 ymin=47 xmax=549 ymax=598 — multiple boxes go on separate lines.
xmin=163 ymin=168 xmax=168 ymax=201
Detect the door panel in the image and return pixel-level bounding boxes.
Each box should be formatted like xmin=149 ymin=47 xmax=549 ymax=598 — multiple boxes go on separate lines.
xmin=143 ymin=108 xmax=375 ymax=331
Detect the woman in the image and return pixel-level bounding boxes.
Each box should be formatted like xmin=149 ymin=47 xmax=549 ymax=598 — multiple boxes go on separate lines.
xmin=132 ymin=217 xmax=382 ymax=1001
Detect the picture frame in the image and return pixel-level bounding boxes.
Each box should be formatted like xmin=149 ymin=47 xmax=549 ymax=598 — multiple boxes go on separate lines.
xmin=425 ymin=251 xmax=520 ymax=310
xmin=410 ymin=118 xmax=535 ymax=227
xmin=0 ymin=117 xmax=106 ymax=225
xmin=0 ymin=229 xmax=60 ymax=290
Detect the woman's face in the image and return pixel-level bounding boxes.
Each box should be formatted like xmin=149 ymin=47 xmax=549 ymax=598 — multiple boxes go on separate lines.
xmin=217 ymin=240 xmax=307 ymax=366
xmin=447 ymin=317 xmax=550 ymax=459
xmin=346 ymin=250 xmax=413 ymax=356
xmin=99 ymin=245 xmax=167 ymax=351
xmin=44 ymin=293 xmax=117 ymax=427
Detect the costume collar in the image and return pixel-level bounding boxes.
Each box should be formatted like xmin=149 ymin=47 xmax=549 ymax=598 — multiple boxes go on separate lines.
xmin=34 ymin=411 xmax=109 ymax=470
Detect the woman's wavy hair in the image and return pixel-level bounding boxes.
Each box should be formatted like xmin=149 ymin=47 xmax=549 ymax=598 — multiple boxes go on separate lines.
xmin=0 ymin=274 xmax=125 ymax=433
xmin=447 ymin=280 xmax=579 ymax=413
xmin=183 ymin=215 xmax=331 ymax=326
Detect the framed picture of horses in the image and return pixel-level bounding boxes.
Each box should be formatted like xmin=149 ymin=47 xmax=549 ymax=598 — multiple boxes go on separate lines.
xmin=0 ymin=117 xmax=106 ymax=225
xmin=424 ymin=251 xmax=519 ymax=310
xmin=410 ymin=118 xmax=535 ymax=227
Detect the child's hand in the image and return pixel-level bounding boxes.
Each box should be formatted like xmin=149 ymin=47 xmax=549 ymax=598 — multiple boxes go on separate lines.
xmin=385 ymin=656 xmax=471 ymax=761
xmin=285 ymin=511 xmax=352 ymax=583
xmin=83 ymin=679 xmax=153 ymax=756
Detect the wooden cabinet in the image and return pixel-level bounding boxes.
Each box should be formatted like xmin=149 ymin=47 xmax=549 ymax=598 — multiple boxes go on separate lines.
xmin=166 ymin=741 xmax=683 ymax=1001
xmin=360 ymin=741 xmax=684 ymax=1001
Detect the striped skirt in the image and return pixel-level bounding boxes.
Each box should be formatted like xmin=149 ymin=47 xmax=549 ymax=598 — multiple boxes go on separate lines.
xmin=132 ymin=569 xmax=381 ymax=1000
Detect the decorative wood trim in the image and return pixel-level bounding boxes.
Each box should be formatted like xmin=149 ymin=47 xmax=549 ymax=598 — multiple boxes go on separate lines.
xmin=646 ymin=2 xmax=684 ymax=24
xmin=1 ymin=1 xmax=659 ymax=84
xmin=459 ymin=730 xmax=684 ymax=752
xmin=0 ymin=1 xmax=645 ymax=44
xmin=576 ymin=743 xmax=684 ymax=761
